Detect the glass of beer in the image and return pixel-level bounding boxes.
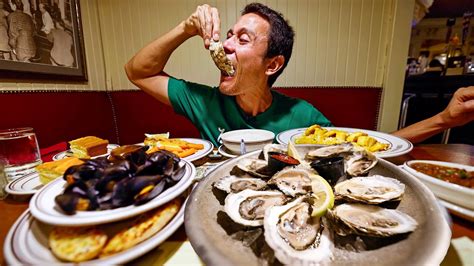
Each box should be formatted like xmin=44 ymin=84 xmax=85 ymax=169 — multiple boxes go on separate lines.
xmin=0 ymin=127 xmax=42 ymax=181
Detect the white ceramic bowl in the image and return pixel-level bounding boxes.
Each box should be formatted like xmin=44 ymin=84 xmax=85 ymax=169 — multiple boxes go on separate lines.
xmin=403 ymin=160 xmax=474 ymax=210
xmin=220 ymin=129 xmax=275 ymax=154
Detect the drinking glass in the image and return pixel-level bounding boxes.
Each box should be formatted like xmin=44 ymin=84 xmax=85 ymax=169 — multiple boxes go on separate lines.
xmin=0 ymin=127 xmax=42 ymax=181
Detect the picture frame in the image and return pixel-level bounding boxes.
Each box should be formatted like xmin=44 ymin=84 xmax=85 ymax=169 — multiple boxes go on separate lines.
xmin=0 ymin=0 xmax=87 ymax=81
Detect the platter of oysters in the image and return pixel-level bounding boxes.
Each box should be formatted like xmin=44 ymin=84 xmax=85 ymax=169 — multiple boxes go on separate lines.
xmin=185 ymin=143 xmax=451 ymax=265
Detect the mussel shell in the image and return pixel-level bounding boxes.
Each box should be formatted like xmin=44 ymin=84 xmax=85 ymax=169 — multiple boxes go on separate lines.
xmin=110 ymin=144 xmax=148 ymax=165
xmin=55 ymin=192 xmax=81 ymax=215
xmin=95 ymin=160 xmax=133 ymax=193
xmin=134 ymin=179 xmax=167 ymax=205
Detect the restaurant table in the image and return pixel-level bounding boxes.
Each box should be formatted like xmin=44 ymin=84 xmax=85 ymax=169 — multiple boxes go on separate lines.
xmin=0 ymin=144 xmax=472 ymax=265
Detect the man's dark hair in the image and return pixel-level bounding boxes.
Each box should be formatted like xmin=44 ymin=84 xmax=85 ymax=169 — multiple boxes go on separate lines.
xmin=242 ymin=3 xmax=294 ymax=87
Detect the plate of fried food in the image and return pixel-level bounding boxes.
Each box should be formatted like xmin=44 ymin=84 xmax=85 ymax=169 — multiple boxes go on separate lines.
xmin=143 ymin=133 xmax=213 ymax=162
xmin=53 ymin=136 xmax=119 ymax=161
xmin=276 ymin=125 xmax=413 ymax=158
xmin=4 ymin=196 xmax=186 ymax=264
xmin=29 ymin=146 xmax=196 ymax=226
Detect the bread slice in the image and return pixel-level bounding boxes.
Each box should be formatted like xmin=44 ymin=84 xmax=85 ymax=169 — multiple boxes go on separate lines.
xmin=69 ymin=136 xmax=109 ymax=159
xmin=49 ymin=226 xmax=107 ymax=262
xmin=100 ymin=197 xmax=182 ymax=257
xmin=35 ymin=157 xmax=84 ymax=184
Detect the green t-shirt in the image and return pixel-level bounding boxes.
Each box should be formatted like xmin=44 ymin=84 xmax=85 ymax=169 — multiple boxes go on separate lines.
xmin=168 ymin=77 xmax=332 ymax=146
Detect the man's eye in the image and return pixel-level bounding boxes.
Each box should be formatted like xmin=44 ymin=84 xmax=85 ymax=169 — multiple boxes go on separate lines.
xmin=239 ymin=37 xmax=249 ymax=43
xmin=226 ymin=33 xmax=233 ymax=39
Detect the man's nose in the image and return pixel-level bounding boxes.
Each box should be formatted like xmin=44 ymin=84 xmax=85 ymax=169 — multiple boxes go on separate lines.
xmin=223 ymin=37 xmax=235 ymax=54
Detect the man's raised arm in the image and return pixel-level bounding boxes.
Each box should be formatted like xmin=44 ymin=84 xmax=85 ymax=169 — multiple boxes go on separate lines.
xmin=124 ymin=4 xmax=220 ymax=105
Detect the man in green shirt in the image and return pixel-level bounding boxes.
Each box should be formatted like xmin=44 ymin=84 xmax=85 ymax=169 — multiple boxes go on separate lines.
xmin=125 ymin=3 xmax=330 ymax=146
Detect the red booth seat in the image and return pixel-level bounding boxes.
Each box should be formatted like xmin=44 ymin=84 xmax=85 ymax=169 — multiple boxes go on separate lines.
xmin=0 ymin=87 xmax=381 ymax=148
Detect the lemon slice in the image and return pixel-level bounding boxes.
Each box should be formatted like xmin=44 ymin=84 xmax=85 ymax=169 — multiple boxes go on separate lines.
xmin=309 ymin=174 xmax=335 ymax=217
xmin=144 ymin=132 xmax=170 ymax=139
xmin=287 ymin=140 xmax=303 ymax=162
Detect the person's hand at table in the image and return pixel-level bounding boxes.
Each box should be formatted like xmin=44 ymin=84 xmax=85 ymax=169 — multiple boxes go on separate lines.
xmin=393 ymin=86 xmax=474 ymax=144
xmin=438 ymin=86 xmax=474 ymax=128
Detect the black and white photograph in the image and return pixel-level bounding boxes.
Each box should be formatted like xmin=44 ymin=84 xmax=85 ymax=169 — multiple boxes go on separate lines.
xmin=0 ymin=0 xmax=86 ymax=80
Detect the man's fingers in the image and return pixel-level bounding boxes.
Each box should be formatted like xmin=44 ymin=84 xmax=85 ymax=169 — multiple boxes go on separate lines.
xmin=211 ymin=7 xmax=220 ymax=41
xmin=203 ymin=9 xmax=212 ymax=43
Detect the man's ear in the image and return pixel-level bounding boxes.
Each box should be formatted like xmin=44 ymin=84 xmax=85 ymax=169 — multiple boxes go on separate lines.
xmin=265 ymin=55 xmax=285 ymax=76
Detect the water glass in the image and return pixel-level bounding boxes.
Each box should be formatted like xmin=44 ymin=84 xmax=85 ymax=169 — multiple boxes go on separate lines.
xmin=0 ymin=127 xmax=42 ymax=181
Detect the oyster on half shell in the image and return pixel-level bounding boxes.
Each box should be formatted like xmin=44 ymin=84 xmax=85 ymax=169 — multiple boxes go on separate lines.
xmin=328 ymin=203 xmax=418 ymax=237
xmin=267 ymin=167 xmax=318 ymax=197
xmin=236 ymin=158 xmax=271 ymax=178
xmin=345 ymin=149 xmax=378 ymax=176
xmin=213 ymin=175 xmax=267 ymax=194
xmin=264 ymin=197 xmax=333 ymax=265
xmin=306 ymin=143 xmax=354 ymax=159
xmin=224 ymin=189 xmax=287 ymax=227
xmin=334 ymin=175 xmax=405 ymax=204
xmin=209 ymin=40 xmax=235 ymax=76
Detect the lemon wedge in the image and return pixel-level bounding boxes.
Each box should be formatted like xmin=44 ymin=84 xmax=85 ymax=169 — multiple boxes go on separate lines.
xmin=309 ymin=174 xmax=335 ymax=217
xmin=144 ymin=132 xmax=170 ymax=140
xmin=287 ymin=140 xmax=303 ymax=162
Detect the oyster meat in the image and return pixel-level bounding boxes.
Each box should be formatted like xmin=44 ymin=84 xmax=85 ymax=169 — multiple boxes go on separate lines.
xmin=334 ymin=175 xmax=405 ymax=204
xmin=328 ymin=203 xmax=418 ymax=237
xmin=268 ymin=167 xmax=318 ymax=197
xmin=236 ymin=158 xmax=271 ymax=178
xmin=306 ymin=143 xmax=354 ymax=159
xmin=209 ymin=40 xmax=234 ymax=76
xmin=213 ymin=175 xmax=267 ymax=193
xmin=225 ymin=189 xmax=287 ymax=227
xmin=345 ymin=149 xmax=377 ymax=176
xmin=264 ymin=197 xmax=333 ymax=265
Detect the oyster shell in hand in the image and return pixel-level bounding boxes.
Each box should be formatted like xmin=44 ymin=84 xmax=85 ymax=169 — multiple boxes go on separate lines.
xmin=334 ymin=175 xmax=405 ymax=204
xmin=213 ymin=175 xmax=267 ymax=194
xmin=328 ymin=203 xmax=418 ymax=237
xmin=209 ymin=40 xmax=235 ymax=76
xmin=224 ymin=189 xmax=287 ymax=227
xmin=264 ymin=197 xmax=333 ymax=265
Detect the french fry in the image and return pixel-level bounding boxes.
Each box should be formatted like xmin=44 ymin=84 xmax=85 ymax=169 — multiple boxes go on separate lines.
xmin=177 ymin=148 xmax=197 ymax=158
xmin=186 ymin=143 xmax=204 ymax=149
xmin=144 ymin=135 xmax=204 ymax=158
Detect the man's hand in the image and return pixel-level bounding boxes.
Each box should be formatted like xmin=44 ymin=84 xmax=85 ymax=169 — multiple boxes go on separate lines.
xmin=439 ymin=86 xmax=474 ymax=128
xmin=184 ymin=4 xmax=220 ymax=48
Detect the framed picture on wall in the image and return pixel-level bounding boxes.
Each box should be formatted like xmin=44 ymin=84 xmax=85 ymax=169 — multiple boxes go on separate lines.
xmin=0 ymin=0 xmax=87 ymax=81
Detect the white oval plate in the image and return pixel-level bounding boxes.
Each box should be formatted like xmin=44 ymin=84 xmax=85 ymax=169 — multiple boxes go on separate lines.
xmin=438 ymin=198 xmax=474 ymax=222
xmin=4 ymin=198 xmax=186 ymax=265
xmin=276 ymin=127 xmax=413 ymax=158
xmin=217 ymin=145 xmax=238 ymax=158
xmin=177 ymin=138 xmax=213 ymax=162
xmin=402 ymin=160 xmax=474 ymax=210
xmin=52 ymin=144 xmax=120 ymax=161
xmin=5 ymin=172 xmax=43 ymax=195
xmin=29 ymin=160 xmax=195 ymax=226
